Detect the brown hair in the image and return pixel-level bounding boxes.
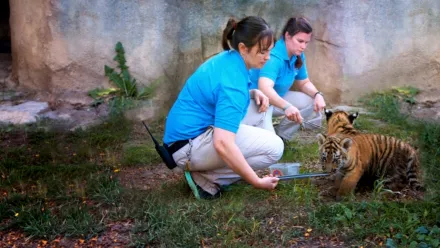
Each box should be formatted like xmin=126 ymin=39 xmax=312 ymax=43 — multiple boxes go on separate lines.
xmin=281 ymin=17 xmax=312 ymax=69
xmin=222 ymin=16 xmax=273 ymax=54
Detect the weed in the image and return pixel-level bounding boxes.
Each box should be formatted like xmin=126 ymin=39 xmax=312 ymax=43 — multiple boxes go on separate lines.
xmin=386 ymin=225 xmax=440 ymax=248
xmin=89 ymin=42 xmax=157 ymax=114
xmin=371 ymin=179 xmax=398 ymax=201
xmin=19 ymin=203 xmax=59 ymax=239
xmin=392 ymin=86 xmax=420 ymax=104
xmin=86 ymin=172 xmax=122 ymax=205
xmin=58 ymin=204 xmax=104 ymax=237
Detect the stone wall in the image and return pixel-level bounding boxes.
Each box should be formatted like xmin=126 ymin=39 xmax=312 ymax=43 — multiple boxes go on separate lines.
xmin=8 ymin=0 xmax=440 ymax=110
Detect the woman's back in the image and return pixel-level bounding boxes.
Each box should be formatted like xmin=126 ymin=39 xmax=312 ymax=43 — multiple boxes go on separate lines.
xmin=164 ymin=50 xmax=250 ymax=144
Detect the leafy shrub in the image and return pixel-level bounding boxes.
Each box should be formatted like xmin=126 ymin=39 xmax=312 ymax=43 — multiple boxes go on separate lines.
xmin=89 ymin=42 xmax=157 ymax=114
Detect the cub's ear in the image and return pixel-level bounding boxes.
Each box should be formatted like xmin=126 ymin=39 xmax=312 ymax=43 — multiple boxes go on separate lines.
xmin=341 ymin=138 xmax=353 ymax=151
xmin=324 ymin=108 xmax=333 ymax=121
xmin=349 ymin=112 xmax=359 ymax=124
xmin=316 ymin=133 xmax=327 ymax=146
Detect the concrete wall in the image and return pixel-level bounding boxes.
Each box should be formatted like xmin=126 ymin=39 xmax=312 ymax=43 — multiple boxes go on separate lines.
xmin=8 ymin=0 xmax=440 ymax=109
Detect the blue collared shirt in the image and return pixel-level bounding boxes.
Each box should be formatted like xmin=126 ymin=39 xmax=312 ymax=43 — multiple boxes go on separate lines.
xmin=164 ymin=50 xmax=251 ymax=145
xmin=249 ymin=38 xmax=308 ymax=97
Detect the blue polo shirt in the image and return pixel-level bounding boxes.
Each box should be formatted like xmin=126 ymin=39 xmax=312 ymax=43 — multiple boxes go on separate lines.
xmin=249 ymin=38 xmax=308 ymax=97
xmin=163 ymin=50 xmax=251 ymax=145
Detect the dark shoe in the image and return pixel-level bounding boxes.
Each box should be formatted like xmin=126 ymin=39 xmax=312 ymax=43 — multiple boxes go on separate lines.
xmin=196 ymin=184 xmax=221 ymax=200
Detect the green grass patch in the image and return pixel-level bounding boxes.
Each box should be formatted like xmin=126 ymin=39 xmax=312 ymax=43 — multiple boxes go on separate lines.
xmin=122 ymin=144 xmax=161 ymax=166
xmin=281 ymin=139 xmax=319 ymax=173
xmin=128 ymin=179 xmax=320 ymax=247
xmin=310 ymin=201 xmax=440 ymax=247
xmin=0 ymin=116 xmax=129 ymax=239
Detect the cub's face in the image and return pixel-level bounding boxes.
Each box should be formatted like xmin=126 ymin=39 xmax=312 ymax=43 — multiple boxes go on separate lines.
xmin=316 ymin=134 xmax=352 ymax=173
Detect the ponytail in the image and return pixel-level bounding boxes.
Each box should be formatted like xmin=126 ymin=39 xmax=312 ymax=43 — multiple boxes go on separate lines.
xmin=222 ymin=18 xmax=237 ymax=50
xmin=221 ymin=16 xmax=273 ymax=52
xmin=295 ymin=56 xmax=303 ymax=69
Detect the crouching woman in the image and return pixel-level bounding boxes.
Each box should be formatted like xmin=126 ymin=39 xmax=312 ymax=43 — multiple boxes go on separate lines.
xmin=163 ymin=16 xmax=284 ymax=199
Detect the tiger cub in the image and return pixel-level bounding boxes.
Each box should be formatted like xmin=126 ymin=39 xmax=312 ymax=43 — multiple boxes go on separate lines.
xmin=324 ymin=109 xmax=360 ymax=136
xmin=317 ymin=133 xmax=423 ymax=200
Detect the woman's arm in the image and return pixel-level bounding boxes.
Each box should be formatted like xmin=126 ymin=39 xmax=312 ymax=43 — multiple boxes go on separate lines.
xmin=249 ymin=89 xmax=269 ymax=112
xmin=259 ymin=77 xmax=290 ymax=109
xmin=213 ymin=127 xmax=279 ymax=190
xmin=259 ymin=77 xmax=303 ymax=123
xmin=292 ymin=78 xmax=318 ymax=96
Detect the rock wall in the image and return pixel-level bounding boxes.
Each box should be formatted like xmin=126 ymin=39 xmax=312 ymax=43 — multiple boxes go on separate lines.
xmin=8 ymin=0 xmax=440 ymax=109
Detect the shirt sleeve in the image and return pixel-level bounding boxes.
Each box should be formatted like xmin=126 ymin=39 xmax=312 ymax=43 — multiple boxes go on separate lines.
xmin=214 ymin=73 xmax=248 ymax=133
xmin=258 ymin=56 xmax=283 ymax=83
xmin=295 ymin=53 xmax=308 ymax=80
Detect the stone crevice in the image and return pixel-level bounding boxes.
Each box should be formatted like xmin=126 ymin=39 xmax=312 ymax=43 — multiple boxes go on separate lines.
xmin=314 ymin=38 xmax=342 ymax=48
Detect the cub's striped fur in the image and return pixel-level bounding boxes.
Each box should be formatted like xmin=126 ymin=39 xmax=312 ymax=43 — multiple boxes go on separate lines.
xmin=325 ymin=109 xmax=360 ymax=136
xmin=317 ymin=133 xmax=423 ymax=200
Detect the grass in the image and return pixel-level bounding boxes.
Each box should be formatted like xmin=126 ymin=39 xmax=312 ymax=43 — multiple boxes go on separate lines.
xmin=1 ymin=89 xmax=440 ymax=247
xmin=310 ymin=201 xmax=440 ymax=245
xmin=0 ymin=116 xmax=130 ymax=239
xmin=280 ymin=139 xmax=319 ymax=164
xmin=122 ymin=144 xmax=161 ymax=166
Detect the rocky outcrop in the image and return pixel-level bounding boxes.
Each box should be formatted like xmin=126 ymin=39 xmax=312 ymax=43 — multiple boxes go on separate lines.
xmin=0 ymin=101 xmax=48 ymax=124
xmin=7 ymin=0 xmax=440 ymax=111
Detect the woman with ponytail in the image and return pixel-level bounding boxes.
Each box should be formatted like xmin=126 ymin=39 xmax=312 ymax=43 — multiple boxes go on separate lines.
xmin=248 ymin=17 xmax=326 ymax=141
xmin=163 ymin=16 xmax=284 ymax=200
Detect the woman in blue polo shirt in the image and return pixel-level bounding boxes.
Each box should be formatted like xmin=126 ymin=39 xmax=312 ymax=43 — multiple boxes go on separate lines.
xmin=249 ymin=17 xmax=326 ymax=141
xmin=163 ymin=16 xmax=284 ymax=200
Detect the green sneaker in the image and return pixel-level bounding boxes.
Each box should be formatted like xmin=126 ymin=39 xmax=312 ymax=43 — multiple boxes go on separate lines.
xmin=184 ymin=171 xmax=201 ymax=200
xmin=184 ymin=171 xmax=221 ymax=200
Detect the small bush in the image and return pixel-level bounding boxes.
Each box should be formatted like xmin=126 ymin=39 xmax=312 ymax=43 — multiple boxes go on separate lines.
xmin=89 ymin=42 xmax=157 ymax=114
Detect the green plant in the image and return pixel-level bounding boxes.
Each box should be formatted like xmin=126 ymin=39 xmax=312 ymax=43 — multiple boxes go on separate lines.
xmin=392 ymin=86 xmax=420 ymax=104
xmin=386 ymin=225 xmax=440 ymax=248
xmin=372 ymin=178 xmax=397 ymax=201
xmin=89 ymin=42 xmax=157 ymax=112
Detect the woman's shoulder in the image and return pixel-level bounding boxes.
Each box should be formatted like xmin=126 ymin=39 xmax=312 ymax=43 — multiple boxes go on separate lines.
xmin=261 ymin=54 xmax=284 ymax=71
xmin=203 ymin=50 xmax=239 ymax=67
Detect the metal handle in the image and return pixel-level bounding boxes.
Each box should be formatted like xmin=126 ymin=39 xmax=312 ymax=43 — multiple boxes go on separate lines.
xmin=277 ymin=173 xmax=329 ymax=181
xmin=301 ymin=119 xmax=324 ymax=130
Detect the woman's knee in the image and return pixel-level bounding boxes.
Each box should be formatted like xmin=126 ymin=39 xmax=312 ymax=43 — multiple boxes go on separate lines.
xmin=284 ymin=91 xmax=314 ymax=109
xmin=266 ymin=134 xmax=284 ymax=163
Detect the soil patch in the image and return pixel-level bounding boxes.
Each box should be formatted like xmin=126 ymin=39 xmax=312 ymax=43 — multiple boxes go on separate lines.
xmin=117 ymin=165 xmax=183 ymax=191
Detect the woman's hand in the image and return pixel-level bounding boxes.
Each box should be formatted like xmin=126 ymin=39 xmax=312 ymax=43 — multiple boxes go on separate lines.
xmin=254 ymin=175 xmax=279 ymax=190
xmin=284 ymin=105 xmax=303 ymax=124
xmin=252 ymin=89 xmax=269 ymax=112
xmin=314 ymin=94 xmax=326 ymax=112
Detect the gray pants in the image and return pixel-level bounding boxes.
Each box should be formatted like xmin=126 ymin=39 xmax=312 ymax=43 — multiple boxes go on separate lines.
xmin=172 ymin=114 xmax=284 ymax=195
xmin=245 ymin=91 xmax=322 ymax=141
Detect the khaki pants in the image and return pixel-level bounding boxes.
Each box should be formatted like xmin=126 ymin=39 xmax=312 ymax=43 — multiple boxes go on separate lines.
xmin=246 ymin=91 xmax=322 ymax=140
xmin=171 ymin=109 xmax=284 ymax=195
